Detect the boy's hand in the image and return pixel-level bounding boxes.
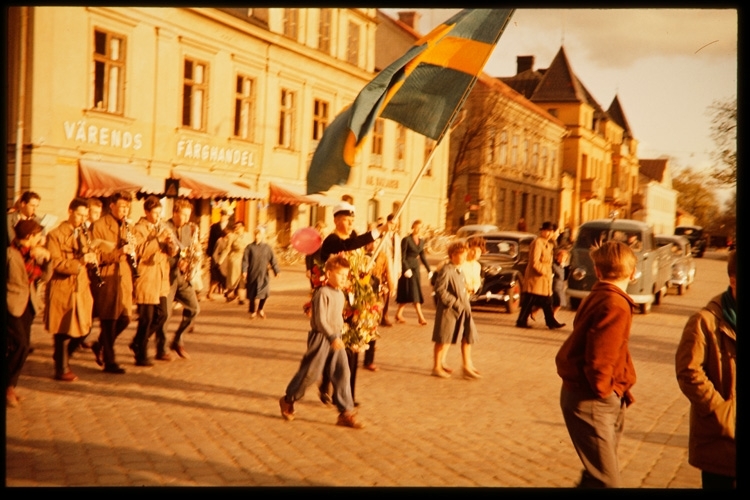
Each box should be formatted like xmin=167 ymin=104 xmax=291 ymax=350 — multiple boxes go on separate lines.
xmin=331 ymin=338 xmax=345 ymax=351
xmin=623 ymin=390 xmax=635 ymax=407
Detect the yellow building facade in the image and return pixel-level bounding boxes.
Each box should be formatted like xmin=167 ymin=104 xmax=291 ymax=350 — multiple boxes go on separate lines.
xmin=6 ymin=7 xmax=449 ymax=244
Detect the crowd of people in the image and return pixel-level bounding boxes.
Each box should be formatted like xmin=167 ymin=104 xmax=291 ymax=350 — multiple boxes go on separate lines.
xmin=5 ymin=191 xmax=735 ymax=489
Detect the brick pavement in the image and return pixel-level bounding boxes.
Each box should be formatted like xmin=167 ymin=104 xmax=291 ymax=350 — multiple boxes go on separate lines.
xmin=5 ymin=257 xmax=714 ymax=487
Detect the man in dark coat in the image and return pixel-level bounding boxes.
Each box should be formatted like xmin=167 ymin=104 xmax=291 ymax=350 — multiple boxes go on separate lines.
xmin=242 ymin=227 xmax=280 ymax=319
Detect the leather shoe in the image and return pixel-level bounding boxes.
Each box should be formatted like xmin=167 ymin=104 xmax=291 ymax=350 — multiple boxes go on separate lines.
xmin=364 ymin=364 xmax=379 ymax=372
xmin=279 ymin=396 xmax=295 ymax=421
xmin=548 ymin=322 xmax=566 ymax=330
xmin=380 ymin=318 xmax=393 ymax=327
xmin=515 ymin=323 xmax=532 ymax=329
xmin=135 ymin=358 xmax=154 ymax=367
xmin=336 ymin=411 xmax=365 ymax=429
xmin=155 ymin=352 xmax=173 ymax=362
xmin=91 ymin=341 xmax=103 ymax=366
xmin=431 ymin=369 xmax=450 ymax=378
xmin=55 ymin=370 xmax=78 ymax=382
xmin=103 ymin=364 xmax=126 ymax=374
xmin=171 ymin=344 xmax=191 ymax=360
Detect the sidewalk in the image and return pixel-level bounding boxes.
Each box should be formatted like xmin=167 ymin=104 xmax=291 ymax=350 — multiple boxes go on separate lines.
xmin=6 ymin=262 xmax=701 ymax=487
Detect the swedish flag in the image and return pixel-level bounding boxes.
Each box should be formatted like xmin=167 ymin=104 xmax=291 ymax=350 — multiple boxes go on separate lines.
xmin=306 ymin=9 xmax=514 ymax=195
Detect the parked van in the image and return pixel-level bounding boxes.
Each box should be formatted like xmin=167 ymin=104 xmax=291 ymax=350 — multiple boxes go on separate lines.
xmin=566 ymin=218 xmax=673 ymax=314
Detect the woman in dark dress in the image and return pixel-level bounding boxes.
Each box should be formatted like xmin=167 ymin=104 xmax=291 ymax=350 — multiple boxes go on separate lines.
xmin=395 ymin=220 xmax=432 ymax=325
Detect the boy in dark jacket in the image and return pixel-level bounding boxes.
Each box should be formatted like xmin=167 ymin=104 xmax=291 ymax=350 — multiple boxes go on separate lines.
xmin=555 ymin=240 xmax=637 ymax=488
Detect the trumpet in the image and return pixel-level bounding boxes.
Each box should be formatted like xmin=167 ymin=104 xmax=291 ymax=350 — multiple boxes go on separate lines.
xmin=80 ymin=223 xmax=104 ymax=287
xmin=123 ymin=218 xmax=139 ymax=279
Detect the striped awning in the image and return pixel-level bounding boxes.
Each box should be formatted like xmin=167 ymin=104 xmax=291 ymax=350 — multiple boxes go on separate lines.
xmin=171 ymin=168 xmax=263 ymax=200
xmin=268 ymin=182 xmax=338 ymax=206
xmin=79 ymin=160 xmax=164 ymax=198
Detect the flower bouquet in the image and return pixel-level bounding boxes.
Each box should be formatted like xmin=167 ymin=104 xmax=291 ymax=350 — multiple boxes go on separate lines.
xmin=342 ymin=248 xmax=381 ymax=351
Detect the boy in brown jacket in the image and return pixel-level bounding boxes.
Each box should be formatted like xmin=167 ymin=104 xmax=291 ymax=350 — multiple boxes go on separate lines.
xmin=555 ymin=241 xmax=637 ymax=488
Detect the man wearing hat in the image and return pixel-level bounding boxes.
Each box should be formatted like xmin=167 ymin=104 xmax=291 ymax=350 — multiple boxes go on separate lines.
xmin=516 ymin=221 xmax=566 ymax=330
xmin=318 ymin=200 xmax=386 ymax=406
xmin=7 ymin=219 xmax=51 ymax=406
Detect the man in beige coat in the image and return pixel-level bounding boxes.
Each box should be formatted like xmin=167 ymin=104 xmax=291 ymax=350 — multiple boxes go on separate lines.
xmin=515 ymin=221 xmax=565 ymax=330
xmin=90 ymin=191 xmax=136 ymax=374
xmin=45 ymin=198 xmax=97 ymax=381
xmin=129 ymin=196 xmax=178 ymax=365
xmin=676 ymin=250 xmax=736 ymax=489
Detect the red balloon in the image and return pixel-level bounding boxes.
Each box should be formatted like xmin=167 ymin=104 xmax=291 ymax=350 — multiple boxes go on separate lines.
xmin=291 ymin=227 xmax=322 ymax=255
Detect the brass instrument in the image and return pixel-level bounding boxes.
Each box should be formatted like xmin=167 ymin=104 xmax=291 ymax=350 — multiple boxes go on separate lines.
xmin=183 ymin=222 xmax=203 ymax=282
xmin=123 ymin=218 xmax=140 ymax=279
xmin=80 ymin=224 xmax=104 ymax=287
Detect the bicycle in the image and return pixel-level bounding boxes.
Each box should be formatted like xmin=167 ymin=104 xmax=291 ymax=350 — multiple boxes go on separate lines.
xmin=423 ymin=226 xmax=453 ymax=256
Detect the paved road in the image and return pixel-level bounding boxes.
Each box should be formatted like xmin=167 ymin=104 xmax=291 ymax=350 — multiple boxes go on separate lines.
xmin=5 ymin=250 xmax=730 ymax=487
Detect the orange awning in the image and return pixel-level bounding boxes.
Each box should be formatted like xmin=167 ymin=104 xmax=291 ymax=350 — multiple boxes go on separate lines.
xmin=171 ymin=168 xmax=263 ymax=200
xmin=79 ymin=160 xmax=164 ymax=198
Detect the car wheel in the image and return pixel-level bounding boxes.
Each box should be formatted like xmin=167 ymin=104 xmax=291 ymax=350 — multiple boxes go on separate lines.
xmin=568 ymin=297 xmax=581 ymax=311
xmin=640 ymin=301 xmax=652 ymax=314
xmin=505 ymin=283 xmax=521 ymax=314
xmin=677 ymin=284 xmax=685 ymax=295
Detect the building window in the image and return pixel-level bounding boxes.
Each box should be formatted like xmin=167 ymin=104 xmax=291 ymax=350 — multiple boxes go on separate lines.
xmin=394 ymin=124 xmax=406 ymax=171
xmin=283 ymin=8 xmax=298 ymax=40
xmin=92 ymin=28 xmax=126 ymax=113
xmin=312 ymin=99 xmax=329 ymax=141
xmin=370 ymin=118 xmax=384 ymax=168
xmin=234 ymin=74 xmax=255 ymax=141
xmin=531 ymin=142 xmax=539 ymax=172
xmin=347 ymin=21 xmax=360 ymax=65
xmin=318 ymin=9 xmax=331 ymax=54
xmin=499 ymin=130 xmax=508 ymax=165
xmin=182 ymin=58 xmax=208 ymax=131
xmin=424 ymin=138 xmax=436 ymax=176
xmin=486 ymin=127 xmax=497 ymax=164
xmin=511 ymin=134 xmax=519 ymax=167
xmin=278 ymin=88 xmax=296 ymax=148
xmin=497 ymin=187 xmax=506 ymax=223
xmin=541 ymin=146 xmax=549 ymax=177
xmin=522 ymin=138 xmax=530 ymax=167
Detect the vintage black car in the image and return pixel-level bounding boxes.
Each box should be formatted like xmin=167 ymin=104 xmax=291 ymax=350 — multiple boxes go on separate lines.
xmin=674 ymin=225 xmax=707 ymax=258
xmin=469 ymin=231 xmax=536 ymax=313
xmin=656 ymin=234 xmax=696 ymax=295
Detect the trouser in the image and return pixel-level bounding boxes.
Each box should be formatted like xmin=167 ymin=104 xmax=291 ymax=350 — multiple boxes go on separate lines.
xmin=363 ymin=339 xmax=376 ymax=366
xmin=159 ymin=275 xmax=199 ymax=350
xmin=701 ymin=471 xmax=736 ymax=489
xmin=560 ymin=385 xmax=626 ymax=488
xmin=53 ymin=333 xmax=85 ymax=377
xmin=517 ymin=292 xmax=556 ymax=327
xmin=99 ymin=314 xmax=131 ymax=367
xmin=286 ymin=331 xmax=354 ymax=413
xmin=7 ymin=303 xmax=33 ymax=388
xmin=247 ymin=297 xmax=267 ymax=313
xmin=321 ymin=349 xmax=359 ymax=403
xmin=132 ymin=298 xmax=168 ymax=360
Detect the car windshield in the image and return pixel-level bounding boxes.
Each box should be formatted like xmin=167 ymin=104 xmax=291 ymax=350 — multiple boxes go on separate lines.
xmin=575 ymin=227 xmax=642 ymax=250
xmin=676 ymin=227 xmax=702 ymax=238
xmin=484 ymin=239 xmax=520 ymax=259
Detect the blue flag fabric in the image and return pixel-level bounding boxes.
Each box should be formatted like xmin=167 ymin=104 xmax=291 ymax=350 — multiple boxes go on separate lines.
xmin=306 ymin=8 xmax=514 ymax=195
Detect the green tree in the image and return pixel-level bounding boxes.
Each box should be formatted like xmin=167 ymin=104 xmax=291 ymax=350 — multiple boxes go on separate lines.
xmin=708 ymin=96 xmax=736 ymax=187
xmin=672 ymin=167 xmax=720 ymax=227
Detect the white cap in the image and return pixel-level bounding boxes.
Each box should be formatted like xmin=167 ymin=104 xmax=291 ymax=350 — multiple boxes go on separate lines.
xmin=333 ymin=202 xmax=355 ymax=217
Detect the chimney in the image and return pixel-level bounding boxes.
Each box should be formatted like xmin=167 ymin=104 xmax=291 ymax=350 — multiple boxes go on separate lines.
xmin=517 ymin=55 xmax=535 ymax=74
xmin=398 ymin=11 xmax=421 ymax=31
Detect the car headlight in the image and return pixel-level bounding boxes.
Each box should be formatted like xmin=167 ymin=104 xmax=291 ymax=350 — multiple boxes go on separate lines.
xmin=571 ymin=267 xmax=586 ymax=281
